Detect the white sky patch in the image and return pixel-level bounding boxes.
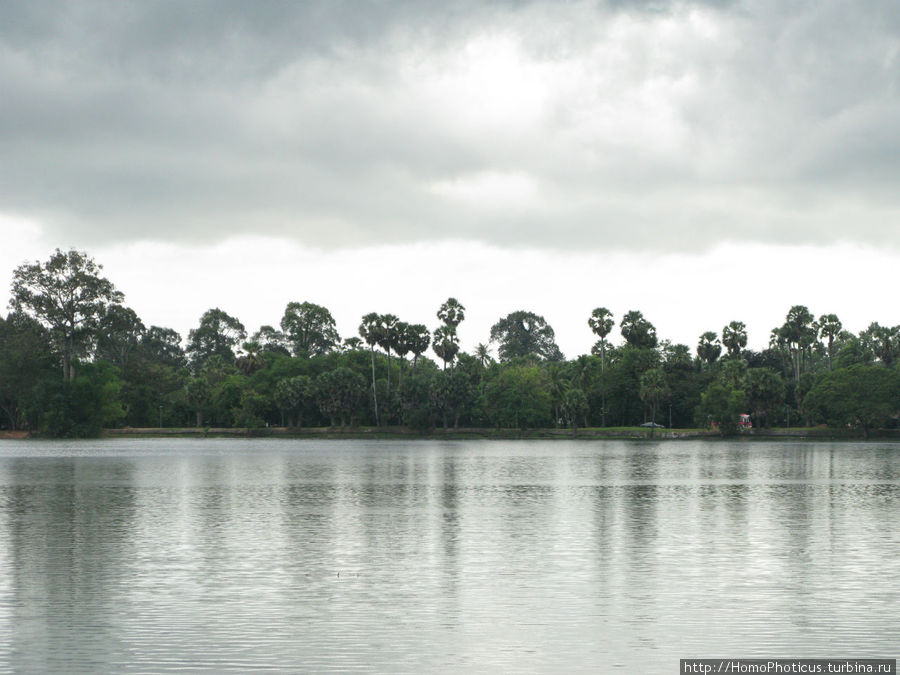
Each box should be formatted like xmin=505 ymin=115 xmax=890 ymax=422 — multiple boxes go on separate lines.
xmin=412 ymin=33 xmax=552 ymax=136
xmin=427 ymin=171 xmax=540 ymax=210
xmin=3 ymin=217 xmax=895 ymax=359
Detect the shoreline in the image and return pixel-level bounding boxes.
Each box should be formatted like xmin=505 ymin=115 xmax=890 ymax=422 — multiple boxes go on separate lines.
xmin=4 ymin=427 xmax=899 ymax=441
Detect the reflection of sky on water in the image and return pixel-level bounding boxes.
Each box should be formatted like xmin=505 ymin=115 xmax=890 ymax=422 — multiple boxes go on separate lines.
xmin=0 ymin=439 xmax=897 ymax=673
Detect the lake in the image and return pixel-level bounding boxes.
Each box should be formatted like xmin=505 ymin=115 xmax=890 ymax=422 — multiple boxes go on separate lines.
xmin=0 ymin=439 xmax=897 ymax=673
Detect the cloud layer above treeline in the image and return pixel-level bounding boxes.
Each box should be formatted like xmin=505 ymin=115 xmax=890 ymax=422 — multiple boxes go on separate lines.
xmin=2 ymin=0 xmax=899 ymax=250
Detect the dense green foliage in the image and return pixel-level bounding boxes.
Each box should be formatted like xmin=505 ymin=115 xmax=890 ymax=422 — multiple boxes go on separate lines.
xmin=4 ymin=249 xmax=900 ymax=437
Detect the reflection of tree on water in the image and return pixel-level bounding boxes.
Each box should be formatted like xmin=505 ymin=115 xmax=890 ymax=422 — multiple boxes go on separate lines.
xmin=7 ymin=458 xmax=138 ymax=672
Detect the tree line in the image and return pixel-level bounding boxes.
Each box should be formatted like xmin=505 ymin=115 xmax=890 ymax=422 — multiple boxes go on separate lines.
xmin=2 ymin=249 xmax=899 ymax=437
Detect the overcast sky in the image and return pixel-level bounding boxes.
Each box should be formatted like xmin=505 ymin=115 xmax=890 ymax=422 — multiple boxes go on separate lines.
xmin=2 ymin=1 xmax=899 ymax=356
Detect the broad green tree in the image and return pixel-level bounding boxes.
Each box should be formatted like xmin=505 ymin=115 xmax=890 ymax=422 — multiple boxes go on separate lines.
xmin=11 ymin=248 xmax=124 ymax=380
xmin=0 ymin=313 xmax=56 ymax=429
xmin=252 ymin=325 xmax=290 ymax=356
xmin=484 ymin=365 xmax=551 ymax=429
xmin=95 ymin=304 xmax=145 ymax=372
xmin=695 ymin=381 xmax=747 ymax=436
xmin=805 ymin=365 xmax=900 ymax=438
xmin=489 ymin=310 xmax=563 ymax=362
xmin=140 ymin=326 xmax=186 ymax=368
xmin=280 ymin=301 xmax=340 ymax=358
xmin=186 ymin=308 xmax=246 ymax=368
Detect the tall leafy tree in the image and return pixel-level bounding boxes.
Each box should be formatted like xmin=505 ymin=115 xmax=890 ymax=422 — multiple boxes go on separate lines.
xmin=10 ymin=248 xmax=124 ymax=380
xmin=489 ymin=310 xmax=563 ymax=362
xmin=280 ymin=301 xmax=340 ymax=358
xmin=805 ymin=365 xmax=900 ymax=438
xmin=0 ymin=312 xmax=56 ymax=429
xmin=251 ymin=325 xmax=290 ymax=355
xmin=484 ymin=365 xmax=551 ymax=428
xmin=721 ymin=321 xmax=747 ymax=358
xmin=619 ymin=310 xmax=658 ymax=349
xmin=186 ymin=308 xmax=246 ymax=368
xmin=140 ymin=326 xmax=186 ymax=368
xmin=95 ymin=304 xmax=145 ymax=371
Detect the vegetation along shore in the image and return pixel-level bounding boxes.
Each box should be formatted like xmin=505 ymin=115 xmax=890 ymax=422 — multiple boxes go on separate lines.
xmin=2 ymin=249 xmax=900 ymax=439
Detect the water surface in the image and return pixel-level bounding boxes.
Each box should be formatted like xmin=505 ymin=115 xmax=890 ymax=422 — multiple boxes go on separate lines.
xmin=0 ymin=439 xmax=897 ymax=673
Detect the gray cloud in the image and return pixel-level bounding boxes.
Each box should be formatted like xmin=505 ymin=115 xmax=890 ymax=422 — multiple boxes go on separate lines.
xmin=1 ymin=0 xmax=899 ymax=250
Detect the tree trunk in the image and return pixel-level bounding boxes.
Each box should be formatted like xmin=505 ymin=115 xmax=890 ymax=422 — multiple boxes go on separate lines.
xmin=370 ymin=347 xmax=380 ymax=426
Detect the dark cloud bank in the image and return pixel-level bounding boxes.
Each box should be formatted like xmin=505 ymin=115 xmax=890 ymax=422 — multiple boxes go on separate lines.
xmin=1 ymin=0 xmax=899 ymax=250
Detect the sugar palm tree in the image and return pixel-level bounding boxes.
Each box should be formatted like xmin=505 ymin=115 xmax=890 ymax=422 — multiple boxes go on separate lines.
xmin=697 ymin=331 xmax=722 ymax=369
xmin=588 ymin=307 xmax=614 ymax=374
xmin=721 ymin=321 xmax=747 ymax=359
xmin=817 ymin=313 xmax=842 ymax=371
xmin=639 ymin=367 xmax=670 ymax=438
xmin=359 ymin=312 xmax=382 ymax=426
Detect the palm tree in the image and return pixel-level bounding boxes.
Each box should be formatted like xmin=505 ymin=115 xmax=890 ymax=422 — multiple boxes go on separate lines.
xmin=408 ymin=324 xmax=431 ymax=367
xmin=437 ymin=298 xmax=466 ymax=329
xmin=432 ymin=326 xmax=459 ymax=370
xmin=236 ymin=341 xmax=264 ymax=375
xmin=393 ymin=321 xmax=411 ymax=387
xmin=376 ymin=314 xmax=399 ymax=397
xmin=620 ymin=310 xmax=657 ymax=349
xmin=587 ymin=307 xmax=614 ymax=373
xmin=721 ymin=321 xmax=747 ymax=358
xmin=697 ymin=331 xmax=722 ymax=369
xmin=358 ymin=312 xmax=382 ymax=426
xmin=780 ymin=305 xmax=816 ymax=386
xmin=639 ymin=367 xmax=670 ymax=438
xmin=475 ymin=342 xmax=492 ymax=368
xmin=817 ymin=314 xmax=842 ymax=370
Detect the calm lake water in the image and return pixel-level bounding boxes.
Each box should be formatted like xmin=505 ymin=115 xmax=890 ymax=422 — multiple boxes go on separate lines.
xmin=0 ymin=439 xmax=897 ymax=673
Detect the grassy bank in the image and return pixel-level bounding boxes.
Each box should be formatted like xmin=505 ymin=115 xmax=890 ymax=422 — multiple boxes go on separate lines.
xmin=5 ymin=427 xmax=898 ymax=441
